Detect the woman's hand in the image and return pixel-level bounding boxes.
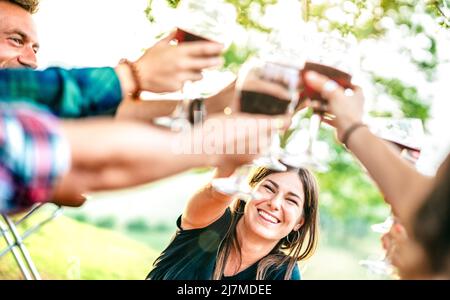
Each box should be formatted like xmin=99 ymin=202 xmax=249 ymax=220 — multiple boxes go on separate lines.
xmin=303 ymin=71 xmax=365 ymax=143
xmin=116 ymin=31 xmax=224 ymax=96
xmin=201 ymin=113 xmax=288 ymax=177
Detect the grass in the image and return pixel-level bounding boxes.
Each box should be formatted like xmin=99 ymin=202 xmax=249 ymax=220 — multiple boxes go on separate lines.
xmin=1 ymin=212 xmax=391 ymax=280
xmin=0 ymin=213 xmax=159 ymax=280
xmin=0 ymin=169 xmax=393 ymax=280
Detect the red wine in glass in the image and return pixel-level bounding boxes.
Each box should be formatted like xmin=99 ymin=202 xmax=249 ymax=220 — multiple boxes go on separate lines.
xmin=240 ymin=90 xmax=290 ymax=116
xmin=300 ymin=62 xmax=353 ymax=103
xmin=175 ymin=28 xmax=214 ymax=43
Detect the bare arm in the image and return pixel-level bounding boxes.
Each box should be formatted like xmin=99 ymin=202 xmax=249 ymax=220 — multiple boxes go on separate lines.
xmin=181 ymin=168 xmax=236 ymax=230
xmin=52 ymin=118 xmax=210 ymax=206
xmin=52 ymin=113 xmax=278 ymax=210
xmin=181 ymin=114 xmax=282 ymax=230
xmin=304 ymin=71 xmax=434 ymax=221
xmin=115 ymin=80 xmax=237 ymax=121
xmin=345 ymin=126 xmax=434 ymax=220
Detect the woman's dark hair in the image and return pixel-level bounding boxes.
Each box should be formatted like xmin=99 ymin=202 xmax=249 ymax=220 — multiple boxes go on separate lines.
xmin=213 ymin=166 xmax=319 ymax=280
xmin=413 ymin=156 xmax=450 ymax=277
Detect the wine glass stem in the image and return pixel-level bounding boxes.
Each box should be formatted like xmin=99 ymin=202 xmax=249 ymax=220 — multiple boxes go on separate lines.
xmin=308 ymin=113 xmax=321 ymax=155
xmin=181 ymin=80 xmax=193 ymax=119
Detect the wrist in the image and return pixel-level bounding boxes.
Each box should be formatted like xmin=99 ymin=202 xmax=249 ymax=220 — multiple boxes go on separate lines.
xmin=116 ymin=59 xmax=141 ymax=100
xmin=337 ymin=118 xmax=362 ymax=140
xmin=341 ymin=122 xmax=368 ymax=148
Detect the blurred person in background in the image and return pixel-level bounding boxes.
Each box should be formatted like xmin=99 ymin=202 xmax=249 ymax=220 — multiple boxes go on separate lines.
xmin=303 ymin=70 xmax=450 ymax=279
xmin=147 ymin=166 xmax=319 ymax=280
xmin=382 ymin=157 xmax=450 ymax=279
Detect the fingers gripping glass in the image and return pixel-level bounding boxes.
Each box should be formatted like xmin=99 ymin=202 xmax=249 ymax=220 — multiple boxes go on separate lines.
xmin=359 ymin=212 xmax=396 ymax=277
xmin=212 ymin=59 xmax=301 ymax=199
xmin=153 ymin=0 xmax=236 ymax=130
xmin=281 ymin=34 xmax=357 ymax=172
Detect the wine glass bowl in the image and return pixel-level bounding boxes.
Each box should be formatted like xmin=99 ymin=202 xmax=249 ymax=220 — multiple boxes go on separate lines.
xmin=153 ymin=0 xmax=237 ymax=130
xmin=281 ymin=33 xmax=359 ymax=172
xmin=237 ymin=58 xmax=302 ymax=172
xmin=175 ymin=0 xmax=236 ymax=49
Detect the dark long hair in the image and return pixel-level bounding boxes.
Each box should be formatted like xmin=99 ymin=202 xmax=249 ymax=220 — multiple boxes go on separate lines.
xmin=413 ymin=155 xmax=450 ymax=277
xmin=213 ymin=167 xmax=319 ymax=280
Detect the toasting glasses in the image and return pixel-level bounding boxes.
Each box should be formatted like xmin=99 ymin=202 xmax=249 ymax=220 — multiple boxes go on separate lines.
xmin=153 ymin=0 xmax=236 ymax=130
xmin=211 ymin=57 xmax=303 ymax=199
xmin=281 ymin=33 xmax=359 ymax=172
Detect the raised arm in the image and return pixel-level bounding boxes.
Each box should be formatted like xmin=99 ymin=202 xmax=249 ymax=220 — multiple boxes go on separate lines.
xmin=181 ymin=114 xmax=283 ymax=230
xmin=0 ymin=32 xmax=224 ymax=118
xmin=304 ymin=71 xmax=434 ymax=221
xmin=181 ymin=167 xmax=236 ymax=230
xmin=55 ymin=113 xmax=277 ymax=210
xmin=115 ymin=78 xmax=237 ymax=122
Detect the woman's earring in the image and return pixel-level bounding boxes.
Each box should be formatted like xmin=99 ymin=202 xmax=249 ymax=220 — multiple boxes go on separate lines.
xmin=286 ymin=230 xmax=301 ymax=245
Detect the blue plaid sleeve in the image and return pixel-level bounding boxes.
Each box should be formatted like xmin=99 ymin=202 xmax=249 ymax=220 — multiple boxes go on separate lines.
xmin=0 ymin=102 xmax=71 ymax=213
xmin=0 ymin=67 xmax=122 ymax=118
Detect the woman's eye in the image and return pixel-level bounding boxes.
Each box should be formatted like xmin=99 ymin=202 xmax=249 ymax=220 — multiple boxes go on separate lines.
xmin=263 ymin=185 xmax=275 ymax=193
xmin=287 ymin=199 xmax=298 ymax=205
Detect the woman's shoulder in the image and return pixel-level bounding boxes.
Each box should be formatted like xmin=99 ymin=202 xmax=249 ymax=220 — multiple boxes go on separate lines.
xmin=267 ymin=259 xmax=302 ymax=280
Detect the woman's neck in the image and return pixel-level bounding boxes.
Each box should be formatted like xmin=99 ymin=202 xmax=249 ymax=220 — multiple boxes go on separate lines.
xmin=224 ymin=218 xmax=278 ymax=275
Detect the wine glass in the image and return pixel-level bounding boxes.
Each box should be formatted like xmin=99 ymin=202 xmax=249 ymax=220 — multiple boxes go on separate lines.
xmin=153 ymin=0 xmax=236 ymax=130
xmin=359 ymin=211 xmax=397 ymax=277
xmin=282 ymin=33 xmax=358 ymax=172
xmin=211 ymin=58 xmax=302 ymax=198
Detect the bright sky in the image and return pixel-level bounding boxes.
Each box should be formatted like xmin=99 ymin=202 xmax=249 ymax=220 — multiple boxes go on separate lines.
xmin=34 ymin=0 xmax=154 ymax=68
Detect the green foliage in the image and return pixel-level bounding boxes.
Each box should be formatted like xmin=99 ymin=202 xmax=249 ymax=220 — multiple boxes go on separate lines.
xmin=126 ymin=218 xmax=152 ymax=232
xmin=223 ymin=42 xmax=256 ymax=72
xmin=94 ymin=216 xmax=118 ymax=229
xmin=144 ymin=0 xmax=443 ymax=229
xmin=146 ymin=0 xmax=278 ymax=32
xmin=71 ymin=213 xmax=89 ymax=223
xmin=316 ymin=129 xmax=388 ymax=236
xmin=373 ymin=76 xmax=431 ymax=122
xmin=0 ymin=215 xmax=158 ymax=279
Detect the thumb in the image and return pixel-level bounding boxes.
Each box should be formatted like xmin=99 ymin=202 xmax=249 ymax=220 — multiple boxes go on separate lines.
xmin=321 ymin=115 xmax=338 ymax=128
xmin=156 ymin=29 xmax=177 ymax=45
xmin=269 ymin=116 xmax=291 ymax=132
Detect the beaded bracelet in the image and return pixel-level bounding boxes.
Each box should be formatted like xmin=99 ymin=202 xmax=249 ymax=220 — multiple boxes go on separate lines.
xmin=119 ymin=59 xmax=142 ymax=100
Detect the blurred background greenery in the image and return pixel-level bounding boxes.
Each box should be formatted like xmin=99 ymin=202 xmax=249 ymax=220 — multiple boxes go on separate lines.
xmin=1 ymin=0 xmax=449 ymax=279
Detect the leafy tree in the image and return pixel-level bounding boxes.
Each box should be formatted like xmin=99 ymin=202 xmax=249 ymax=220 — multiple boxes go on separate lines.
xmin=145 ymin=0 xmax=447 ymax=235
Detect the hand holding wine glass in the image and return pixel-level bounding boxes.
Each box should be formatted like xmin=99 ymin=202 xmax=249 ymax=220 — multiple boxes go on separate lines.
xmin=153 ymin=0 xmax=236 ymax=129
xmin=135 ymin=31 xmax=225 ymax=93
xmin=211 ymin=58 xmax=298 ymax=198
xmin=115 ymin=32 xmax=224 ymax=99
xmin=303 ymin=70 xmax=365 ymax=144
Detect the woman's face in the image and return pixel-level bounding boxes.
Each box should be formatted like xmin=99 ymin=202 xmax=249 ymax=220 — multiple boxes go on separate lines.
xmin=243 ymin=172 xmax=305 ymax=242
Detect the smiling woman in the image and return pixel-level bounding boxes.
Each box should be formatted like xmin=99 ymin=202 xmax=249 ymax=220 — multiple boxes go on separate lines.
xmin=147 ymin=166 xmax=319 ymax=280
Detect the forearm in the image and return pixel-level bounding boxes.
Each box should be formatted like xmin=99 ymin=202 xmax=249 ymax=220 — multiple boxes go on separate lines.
xmin=347 ymin=126 xmax=434 ymax=218
xmin=54 ymin=119 xmax=208 ymax=201
xmin=182 ymin=169 xmax=235 ymax=229
xmin=204 ymin=80 xmax=236 ymax=114
xmin=115 ymin=99 xmax=178 ymax=121
xmin=116 ymin=80 xmax=236 ymax=122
